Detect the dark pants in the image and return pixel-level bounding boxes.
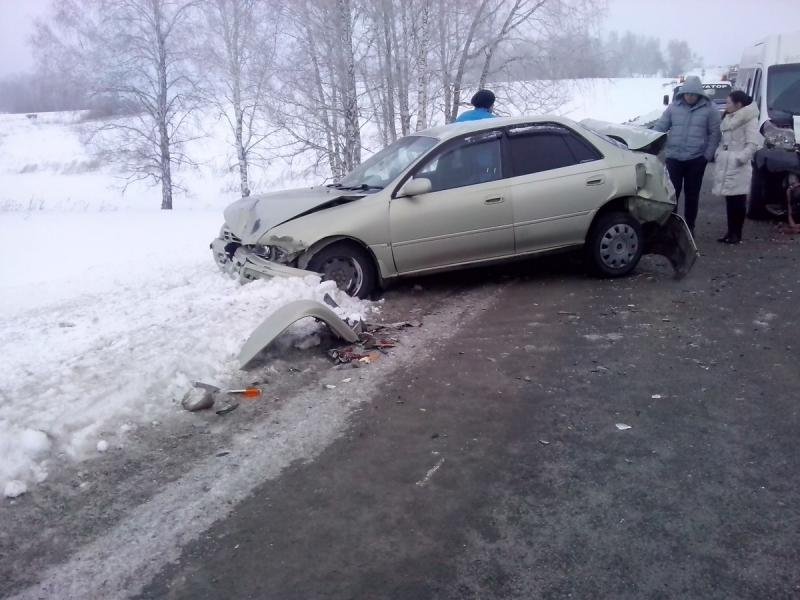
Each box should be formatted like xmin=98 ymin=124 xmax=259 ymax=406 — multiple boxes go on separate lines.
xmin=726 ymin=194 xmax=747 ymax=238
xmin=665 ymin=156 xmax=708 ymax=232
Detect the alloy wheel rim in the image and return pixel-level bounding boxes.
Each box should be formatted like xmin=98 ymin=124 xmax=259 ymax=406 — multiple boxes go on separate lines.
xmin=321 ymin=256 xmax=363 ymax=296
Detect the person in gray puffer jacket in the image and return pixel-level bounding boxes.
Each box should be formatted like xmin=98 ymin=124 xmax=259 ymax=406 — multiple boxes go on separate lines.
xmin=653 ymin=76 xmax=722 ymax=233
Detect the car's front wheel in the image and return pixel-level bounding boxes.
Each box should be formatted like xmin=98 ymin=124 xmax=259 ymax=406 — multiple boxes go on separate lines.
xmin=586 ymin=212 xmax=643 ymax=277
xmin=307 ymin=241 xmax=377 ymax=299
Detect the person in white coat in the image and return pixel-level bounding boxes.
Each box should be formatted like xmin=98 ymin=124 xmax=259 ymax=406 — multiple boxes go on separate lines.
xmin=712 ymin=91 xmax=763 ymax=244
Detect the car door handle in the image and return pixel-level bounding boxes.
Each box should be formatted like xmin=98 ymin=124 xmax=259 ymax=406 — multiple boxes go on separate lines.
xmin=484 ymin=197 xmax=504 ymax=204
xmin=586 ymin=176 xmax=605 ymax=186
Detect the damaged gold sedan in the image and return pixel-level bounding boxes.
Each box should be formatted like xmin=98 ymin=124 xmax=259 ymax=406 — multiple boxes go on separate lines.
xmin=212 ymin=116 xmax=697 ymax=298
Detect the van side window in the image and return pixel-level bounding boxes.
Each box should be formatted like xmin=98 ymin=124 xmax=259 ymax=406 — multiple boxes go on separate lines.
xmin=752 ymin=69 xmax=762 ymax=109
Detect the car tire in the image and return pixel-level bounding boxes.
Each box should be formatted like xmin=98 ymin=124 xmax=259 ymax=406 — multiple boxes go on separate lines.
xmin=586 ymin=212 xmax=643 ymax=278
xmin=747 ymin=166 xmax=770 ymax=220
xmin=307 ymin=241 xmax=377 ymax=299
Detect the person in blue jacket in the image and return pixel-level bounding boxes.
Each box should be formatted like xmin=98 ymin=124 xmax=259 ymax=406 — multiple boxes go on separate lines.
xmin=455 ymin=89 xmax=496 ymax=122
xmin=652 ymin=76 xmax=721 ymax=234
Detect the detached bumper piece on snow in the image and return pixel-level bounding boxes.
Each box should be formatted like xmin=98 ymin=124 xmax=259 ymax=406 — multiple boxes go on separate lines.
xmin=644 ymin=213 xmax=698 ymax=279
xmin=211 ymin=237 xmax=313 ymax=282
xmin=239 ymin=299 xmax=359 ymax=368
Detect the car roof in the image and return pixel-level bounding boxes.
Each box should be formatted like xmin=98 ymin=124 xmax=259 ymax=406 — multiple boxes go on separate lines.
xmin=416 ymin=115 xmax=583 ymax=142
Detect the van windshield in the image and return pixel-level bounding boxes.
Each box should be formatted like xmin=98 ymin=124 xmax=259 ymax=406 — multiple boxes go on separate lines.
xmin=767 ymin=63 xmax=800 ymax=120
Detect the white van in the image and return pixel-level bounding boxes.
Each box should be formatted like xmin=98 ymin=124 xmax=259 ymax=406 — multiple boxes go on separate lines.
xmin=735 ymin=32 xmax=800 ymax=221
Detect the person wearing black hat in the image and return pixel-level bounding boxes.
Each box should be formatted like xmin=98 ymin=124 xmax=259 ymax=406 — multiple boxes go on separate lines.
xmin=455 ymin=89 xmax=496 ymax=122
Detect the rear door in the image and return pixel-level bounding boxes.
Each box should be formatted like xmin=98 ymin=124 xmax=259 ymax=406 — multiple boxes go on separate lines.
xmin=390 ymin=130 xmax=514 ymax=273
xmin=505 ymin=123 xmax=613 ymax=254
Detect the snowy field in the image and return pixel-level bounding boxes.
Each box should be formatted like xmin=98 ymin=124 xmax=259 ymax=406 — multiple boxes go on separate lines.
xmin=0 ymin=76 xmax=686 ymax=496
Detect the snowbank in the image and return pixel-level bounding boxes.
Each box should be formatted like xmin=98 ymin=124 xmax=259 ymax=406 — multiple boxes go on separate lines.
xmin=555 ymin=77 xmax=677 ymax=123
xmin=0 ymin=212 xmax=372 ymax=495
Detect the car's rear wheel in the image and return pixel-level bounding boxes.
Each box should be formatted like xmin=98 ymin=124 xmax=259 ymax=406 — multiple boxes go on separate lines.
xmin=307 ymin=241 xmax=377 ymax=299
xmin=586 ymin=212 xmax=643 ymax=277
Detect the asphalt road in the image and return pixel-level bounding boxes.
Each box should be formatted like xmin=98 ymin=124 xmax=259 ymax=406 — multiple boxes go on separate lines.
xmin=137 ymin=187 xmax=800 ymax=599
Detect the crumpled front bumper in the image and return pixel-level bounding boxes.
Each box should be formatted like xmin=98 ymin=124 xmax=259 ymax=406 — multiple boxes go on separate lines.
xmin=644 ymin=213 xmax=698 ymax=279
xmin=210 ymin=237 xmax=315 ymax=282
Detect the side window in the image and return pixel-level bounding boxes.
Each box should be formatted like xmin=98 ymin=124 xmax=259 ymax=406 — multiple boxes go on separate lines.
xmin=416 ymin=132 xmax=502 ymax=193
xmin=507 ymin=124 xmax=599 ymax=176
xmin=752 ymin=68 xmax=763 ymax=108
xmin=563 ymin=134 xmax=602 ymax=163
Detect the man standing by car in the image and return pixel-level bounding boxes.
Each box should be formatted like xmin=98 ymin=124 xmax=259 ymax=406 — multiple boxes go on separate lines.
xmin=455 ymin=89 xmax=496 ymax=122
xmin=653 ymin=76 xmax=721 ymax=233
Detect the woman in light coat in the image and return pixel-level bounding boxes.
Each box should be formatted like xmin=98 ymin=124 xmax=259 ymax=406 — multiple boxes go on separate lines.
xmin=713 ymin=91 xmax=763 ymax=244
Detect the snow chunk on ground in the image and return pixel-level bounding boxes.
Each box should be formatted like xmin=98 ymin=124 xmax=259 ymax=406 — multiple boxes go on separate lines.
xmin=4 ymin=480 xmax=28 ymax=499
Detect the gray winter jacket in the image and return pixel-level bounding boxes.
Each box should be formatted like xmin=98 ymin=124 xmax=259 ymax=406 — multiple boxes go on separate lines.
xmin=652 ymin=77 xmax=722 ymax=162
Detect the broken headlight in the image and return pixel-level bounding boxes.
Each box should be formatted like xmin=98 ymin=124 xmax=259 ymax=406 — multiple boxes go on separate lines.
xmin=252 ymin=244 xmax=290 ymax=263
xmin=763 ymin=121 xmax=797 ymax=151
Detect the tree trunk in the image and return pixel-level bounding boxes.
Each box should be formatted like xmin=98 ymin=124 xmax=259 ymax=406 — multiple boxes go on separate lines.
xmin=394 ymin=1 xmax=411 ymax=136
xmin=438 ymin=3 xmax=453 ymax=123
xmin=154 ymin=0 xmax=173 ymax=210
xmin=449 ymin=0 xmax=490 ymax=123
xmin=414 ymin=0 xmax=431 ymax=131
xmin=381 ymin=0 xmax=397 ymax=142
xmin=336 ymin=0 xmax=361 ymax=171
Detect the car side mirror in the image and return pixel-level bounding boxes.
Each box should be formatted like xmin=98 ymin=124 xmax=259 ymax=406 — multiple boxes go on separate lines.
xmin=397 ymin=177 xmax=432 ymax=198
xmin=663 ymin=95 xmax=670 ymax=106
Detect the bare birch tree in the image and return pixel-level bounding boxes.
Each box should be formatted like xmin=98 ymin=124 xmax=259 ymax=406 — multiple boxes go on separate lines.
xmin=272 ymin=0 xmax=363 ymax=179
xmin=35 ymin=0 xmax=198 ymax=209
xmin=198 ymin=0 xmax=278 ymax=197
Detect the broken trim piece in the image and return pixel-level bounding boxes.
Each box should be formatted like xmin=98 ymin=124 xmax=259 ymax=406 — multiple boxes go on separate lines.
xmin=644 ymin=213 xmax=698 ymax=279
xmin=239 ymin=299 xmax=359 ymax=368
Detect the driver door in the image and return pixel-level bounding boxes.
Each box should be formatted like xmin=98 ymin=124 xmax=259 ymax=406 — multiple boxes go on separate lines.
xmin=389 ymin=131 xmax=515 ymax=273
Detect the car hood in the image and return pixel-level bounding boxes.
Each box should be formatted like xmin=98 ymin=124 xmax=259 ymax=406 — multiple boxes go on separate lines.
xmin=223 ymin=186 xmax=365 ymax=244
xmin=580 ymin=118 xmax=668 ymax=155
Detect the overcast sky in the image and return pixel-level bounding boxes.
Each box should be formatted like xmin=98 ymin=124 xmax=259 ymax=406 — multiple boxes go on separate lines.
xmin=0 ymin=0 xmax=798 ymax=77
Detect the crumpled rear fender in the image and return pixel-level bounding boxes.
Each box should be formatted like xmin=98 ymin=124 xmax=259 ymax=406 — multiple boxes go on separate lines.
xmin=239 ymin=299 xmax=359 ymax=368
xmin=643 ymin=213 xmax=698 ymax=279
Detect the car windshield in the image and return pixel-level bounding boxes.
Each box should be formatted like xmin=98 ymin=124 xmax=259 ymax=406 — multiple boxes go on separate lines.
xmin=768 ymin=63 xmax=800 ymax=119
xmin=336 ymin=135 xmax=438 ymax=190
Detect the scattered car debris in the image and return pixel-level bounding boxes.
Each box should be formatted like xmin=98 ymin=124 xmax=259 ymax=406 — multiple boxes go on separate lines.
xmin=227 ymin=388 xmax=263 ymax=399
xmin=182 ymin=381 xmax=263 ymax=413
xmin=615 ymin=423 xmax=632 ymax=431
xmin=415 ymin=457 xmax=445 ymax=487
xmin=328 ymin=347 xmax=369 ymax=364
xmin=215 ymin=402 xmax=239 ymax=416
xmin=538 ymin=439 xmax=551 ymax=445
xmin=181 ymin=385 xmax=216 ymax=412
